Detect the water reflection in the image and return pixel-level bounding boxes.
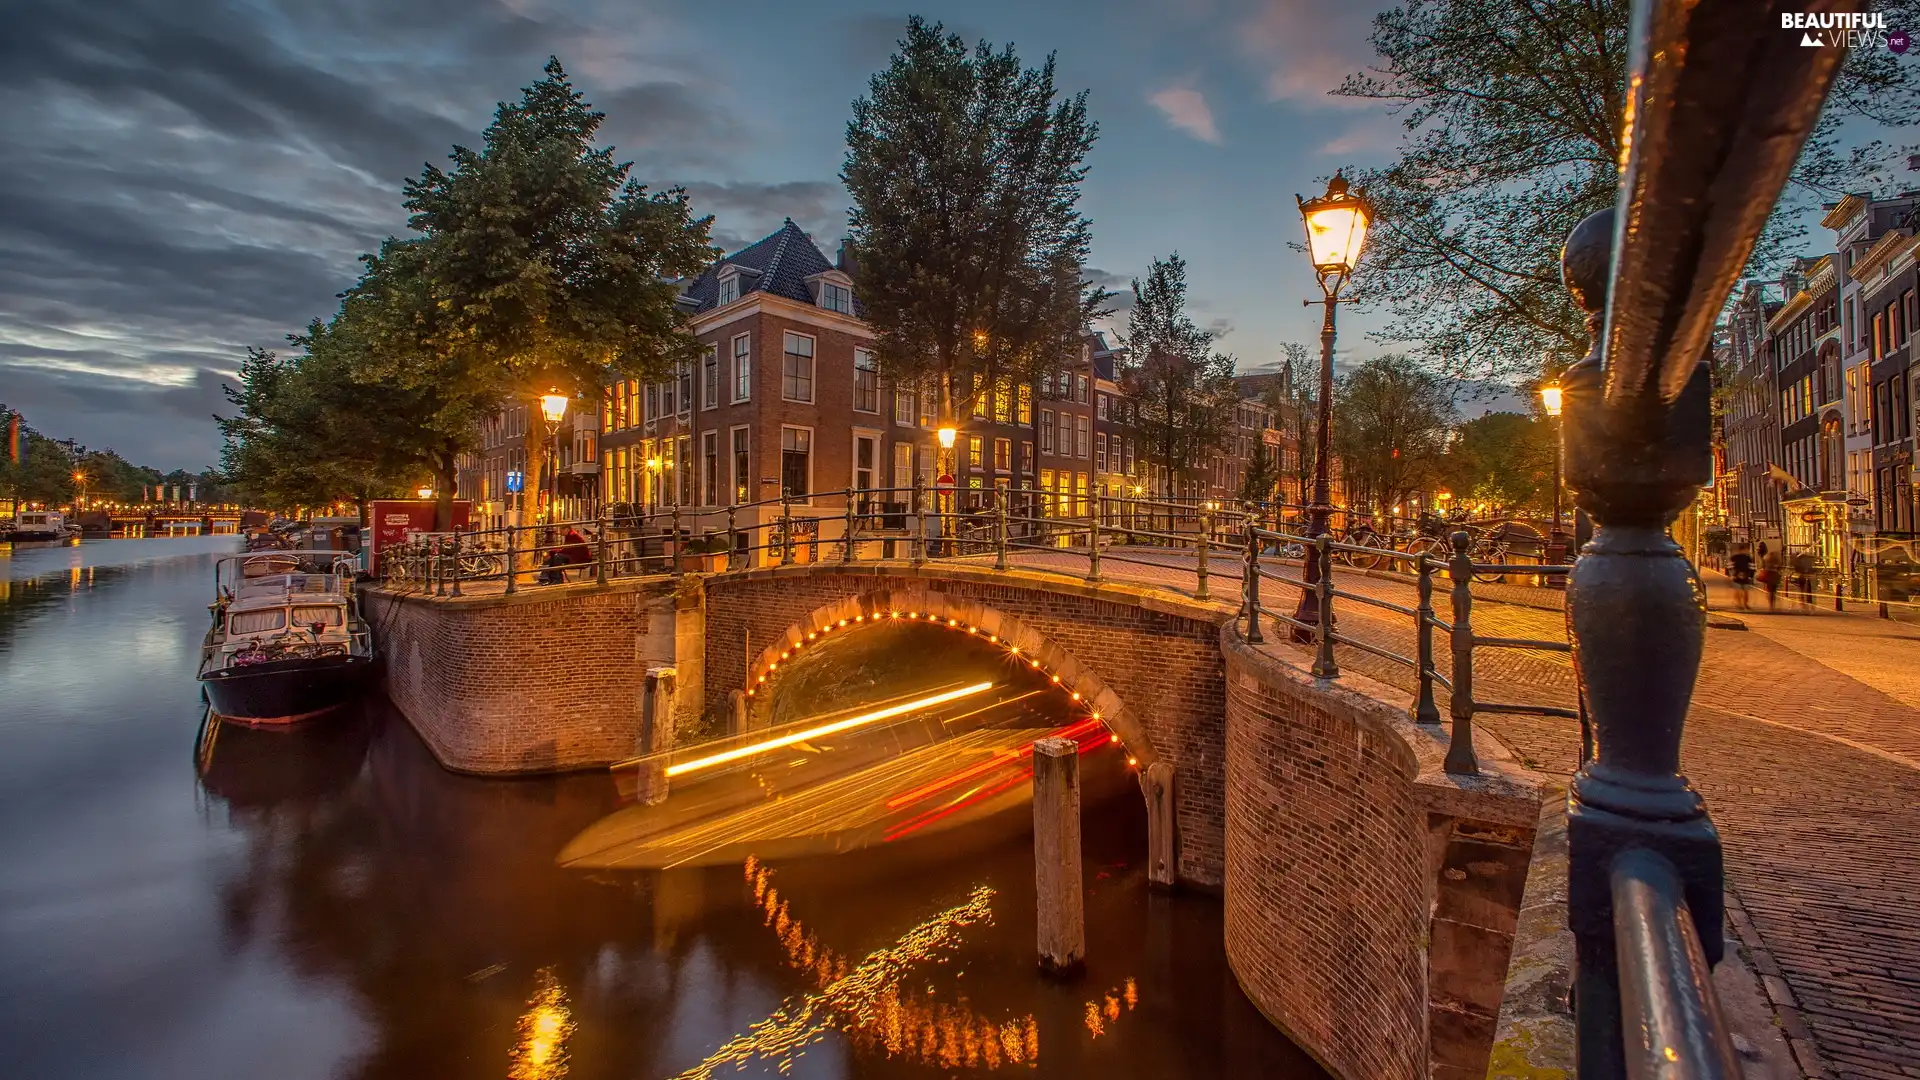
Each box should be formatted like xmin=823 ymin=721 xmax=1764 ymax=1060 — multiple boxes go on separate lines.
xmin=0 ymin=543 xmax=1327 ymax=1079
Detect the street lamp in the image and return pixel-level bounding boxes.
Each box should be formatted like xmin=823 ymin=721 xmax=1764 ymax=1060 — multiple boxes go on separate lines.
xmin=1293 ymin=173 xmax=1373 ymax=640
xmin=539 ymin=389 xmax=568 ymax=522
xmin=645 ymin=454 xmax=663 ymax=516
xmin=1539 ymin=382 xmax=1564 ymax=541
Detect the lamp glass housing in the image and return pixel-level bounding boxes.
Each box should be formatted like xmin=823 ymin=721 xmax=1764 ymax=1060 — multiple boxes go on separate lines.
xmin=539 ymin=392 xmax=570 ymax=426
xmin=1539 ymin=383 xmax=1564 ymax=418
xmin=936 ymin=427 xmax=958 ymax=449
xmin=1299 ymin=174 xmax=1372 ymax=279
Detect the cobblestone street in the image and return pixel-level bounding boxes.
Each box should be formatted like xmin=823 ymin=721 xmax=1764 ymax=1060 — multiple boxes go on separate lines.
xmin=998 ymin=547 xmax=1920 ymax=1079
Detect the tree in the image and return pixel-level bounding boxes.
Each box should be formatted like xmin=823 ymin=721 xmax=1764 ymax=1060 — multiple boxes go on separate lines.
xmin=1119 ymin=254 xmax=1239 ymax=494
xmin=0 ymin=407 xmax=79 ymax=509
xmin=1437 ymin=411 xmax=1555 ymax=516
xmin=842 ymin=17 xmax=1106 ymax=475
xmin=1331 ymin=355 xmax=1455 ymax=512
xmin=370 ymin=58 xmax=717 ymax=528
xmin=1335 ymin=0 xmax=1920 ymax=385
xmin=1238 ymin=437 xmax=1282 ymax=505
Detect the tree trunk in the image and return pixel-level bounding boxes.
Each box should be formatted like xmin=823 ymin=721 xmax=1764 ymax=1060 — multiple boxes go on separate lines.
xmin=434 ymin=449 xmax=457 ymax=531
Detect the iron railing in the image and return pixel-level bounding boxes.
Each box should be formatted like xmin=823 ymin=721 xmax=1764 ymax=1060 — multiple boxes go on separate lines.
xmin=379 ymin=481 xmax=1577 ymax=775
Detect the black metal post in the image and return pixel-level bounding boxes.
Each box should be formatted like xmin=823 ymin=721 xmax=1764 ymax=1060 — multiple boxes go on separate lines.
xmin=1086 ymin=497 xmax=1103 ymax=582
xmin=671 ymin=504 xmax=683 ymax=576
xmin=843 ymin=487 xmax=857 ymax=565
xmin=596 ymin=505 xmax=608 ymax=585
xmin=995 ymin=488 xmax=1010 ymax=571
xmin=726 ymin=506 xmax=739 ymax=572
xmin=1196 ymin=508 xmax=1211 ymax=601
xmin=1311 ymin=533 xmax=1337 ymax=678
xmin=1292 ymin=293 xmax=1339 ymax=640
xmin=1412 ymin=552 xmax=1440 ymax=725
xmin=1445 ymin=531 xmax=1477 ymax=774
xmin=504 ymin=523 xmax=517 ymax=595
xmin=910 ymin=475 xmax=926 ymax=568
xmin=1243 ymin=521 xmax=1264 ymax=645
xmin=448 ymin=533 xmax=462 ymax=598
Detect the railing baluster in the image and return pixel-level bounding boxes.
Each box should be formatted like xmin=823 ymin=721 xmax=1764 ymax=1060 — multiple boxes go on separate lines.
xmin=1086 ymin=499 xmax=1102 ymax=583
xmin=779 ymin=494 xmax=794 ymax=567
xmin=504 ymin=524 xmax=518 ymax=595
xmin=995 ymin=490 xmax=1009 ymax=571
xmin=843 ymin=488 xmax=857 ymax=564
xmin=1195 ymin=509 xmax=1211 ymax=601
xmin=1412 ymin=553 xmax=1441 ymax=725
xmin=1311 ymin=533 xmax=1337 ymax=678
xmin=671 ymin=505 xmax=683 ymax=576
xmin=1243 ymin=521 xmax=1264 ymax=644
xmin=596 ymin=506 xmax=609 ymax=585
xmin=726 ymin=506 xmax=739 ymax=572
xmin=910 ymin=476 xmax=926 ymax=567
xmin=1445 ymin=531 xmax=1478 ymax=775
xmin=448 ymin=532 xmax=462 ymax=597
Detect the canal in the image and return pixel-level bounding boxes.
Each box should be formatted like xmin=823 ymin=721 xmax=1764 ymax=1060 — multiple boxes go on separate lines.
xmin=0 ymin=539 xmax=1326 ymax=1079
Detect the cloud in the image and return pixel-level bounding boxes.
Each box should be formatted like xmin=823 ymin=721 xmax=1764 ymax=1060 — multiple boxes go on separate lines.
xmin=1148 ymin=85 xmax=1222 ymax=144
xmin=0 ymin=0 xmax=734 ymax=469
xmin=684 ymin=181 xmax=848 ymax=252
xmin=1316 ymin=114 xmax=1403 ymax=158
xmin=1237 ymin=0 xmax=1391 ymax=108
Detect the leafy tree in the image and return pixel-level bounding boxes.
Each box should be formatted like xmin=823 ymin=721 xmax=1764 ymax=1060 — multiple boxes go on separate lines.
xmin=1335 ymin=0 xmax=1920 ymax=384
xmin=0 ymin=407 xmax=80 ymax=509
xmin=1437 ymin=410 xmax=1556 ymax=516
xmin=1119 ymin=254 xmax=1239 ymax=493
xmin=843 ymin=17 xmax=1105 ymax=473
xmin=1331 ymin=354 xmax=1455 ymax=512
xmin=369 ymin=58 xmax=717 ymax=527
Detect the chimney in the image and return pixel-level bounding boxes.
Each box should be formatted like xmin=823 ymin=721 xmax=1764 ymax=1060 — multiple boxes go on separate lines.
xmin=837 ymin=238 xmax=859 ymax=278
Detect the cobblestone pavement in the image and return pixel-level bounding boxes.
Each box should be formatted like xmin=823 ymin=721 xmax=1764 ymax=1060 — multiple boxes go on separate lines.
xmin=1000 ymin=548 xmax=1920 ymax=1079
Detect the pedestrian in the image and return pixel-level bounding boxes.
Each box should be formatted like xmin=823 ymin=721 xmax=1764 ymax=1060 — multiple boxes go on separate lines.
xmin=1758 ymin=541 xmax=1783 ymax=611
xmin=537 ymin=528 xmax=566 ymax=584
xmin=1727 ymin=543 xmax=1754 ymax=611
xmin=1790 ymin=548 xmax=1816 ymax=606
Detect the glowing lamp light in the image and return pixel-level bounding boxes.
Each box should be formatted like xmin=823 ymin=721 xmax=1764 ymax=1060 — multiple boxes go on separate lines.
xmin=1298 ymin=172 xmax=1373 ymax=281
xmin=417 ymin=486 xmax=434 ymax=499
xmin=539 ymin=390 xmax=570 ymax=426
xmin=936 ymin=426 xmax=958 ymax=450
xmin=1539 ymin=383 xmax=1564 ymax=418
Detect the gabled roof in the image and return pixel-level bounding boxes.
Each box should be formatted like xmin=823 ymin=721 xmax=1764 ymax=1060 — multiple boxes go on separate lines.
xmin=679 ymin=219 xmax=862 ymax=316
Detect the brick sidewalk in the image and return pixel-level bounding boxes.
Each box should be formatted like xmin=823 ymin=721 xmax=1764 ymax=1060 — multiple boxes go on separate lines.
xmin=1006 ymin=549 xmax=1920 ymax=1078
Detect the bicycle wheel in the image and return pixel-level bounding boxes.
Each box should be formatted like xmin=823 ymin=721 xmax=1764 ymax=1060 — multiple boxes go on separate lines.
xmin=1344 ymin=530 xmax=1387 ymax=571
xmin=1472 ymin=543 xmax=1508 ymax=583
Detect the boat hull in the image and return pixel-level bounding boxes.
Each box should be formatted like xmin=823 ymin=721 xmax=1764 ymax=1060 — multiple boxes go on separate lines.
xmin=200 ymin=654 xmax=376 ymax=726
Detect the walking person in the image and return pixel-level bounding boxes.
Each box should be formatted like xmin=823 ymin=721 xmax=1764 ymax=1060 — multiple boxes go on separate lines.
xmin=1727 ymin=543 xmax=1755 ymax=611
xmin=1758 ymin=541 xmax=1784 ymax=612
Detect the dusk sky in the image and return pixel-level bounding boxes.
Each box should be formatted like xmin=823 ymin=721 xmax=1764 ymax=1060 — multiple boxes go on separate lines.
xmin=1 ymin=0 xmax=1419 ymax=470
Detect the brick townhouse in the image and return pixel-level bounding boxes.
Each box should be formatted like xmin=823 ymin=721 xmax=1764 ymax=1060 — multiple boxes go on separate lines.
xmin=1853 ymin=221 xmax=1919 ymax=536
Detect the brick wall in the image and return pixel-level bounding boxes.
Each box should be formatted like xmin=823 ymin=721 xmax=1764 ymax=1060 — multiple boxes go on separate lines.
xmin=1219 ymin=627 xmax=1543 ymax=1080
xmin=363 ymin=580 xmax=679 ymax=774
xmin=701 ymin=565 xmax=1234 ymax=886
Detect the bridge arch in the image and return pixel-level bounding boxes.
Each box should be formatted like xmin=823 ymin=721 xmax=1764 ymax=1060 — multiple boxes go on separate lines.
xmin=741 ymin=591 xmax=1156 ymax=768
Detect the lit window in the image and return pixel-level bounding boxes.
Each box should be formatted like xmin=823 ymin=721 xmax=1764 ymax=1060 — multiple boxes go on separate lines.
xmin=968 ymin=436 xmax=984 ymax=468
xmin=994 ymin=438 xmax=1011 ymax=471
xmin=854 ymin=349 xmax=878 ymax=412
xmin=782 ymin=332 xmax=814 ymax=402
xmin=733 ymin=335 xmax=752 ymax=402
xmin=781 ymin=427 xmax=811 ymax=498
xmin=894 ymin=388 xmax=915 ymax=426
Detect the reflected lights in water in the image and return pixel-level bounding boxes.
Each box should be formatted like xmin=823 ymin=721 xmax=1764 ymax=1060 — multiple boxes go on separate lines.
xmin=508 ymin=967 xmax=575 ymax=1080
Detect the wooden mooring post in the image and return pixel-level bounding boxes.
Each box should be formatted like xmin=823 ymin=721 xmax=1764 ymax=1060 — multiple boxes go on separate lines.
xmin=1033 ymin=736 xmax=1085 ymax=975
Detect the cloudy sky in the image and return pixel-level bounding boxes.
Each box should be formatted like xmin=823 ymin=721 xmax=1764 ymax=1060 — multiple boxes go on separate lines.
xmin=1 ymin=0 xmax=1410 ymax=470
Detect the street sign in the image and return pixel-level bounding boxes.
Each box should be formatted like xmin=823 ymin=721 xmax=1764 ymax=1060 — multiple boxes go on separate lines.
xmin=936 ymin=473 xmax=956 ymax=493
xmin=506 ymin=469 xmax=524 ymax=494
xmin=1847 ymin=495 xmax=1870 ymax=507
xmin=1800 ymin=510 xmax=1826 ymax=523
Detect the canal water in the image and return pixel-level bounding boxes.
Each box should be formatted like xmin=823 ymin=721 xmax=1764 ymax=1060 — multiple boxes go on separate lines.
xmin=0 ymin=539 xmax=1326 ymax=1080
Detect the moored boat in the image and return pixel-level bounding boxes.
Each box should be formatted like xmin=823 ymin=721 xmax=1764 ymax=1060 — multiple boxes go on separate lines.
xmin=198 ymin=551 xmax=376 ymax=726
xmin=7 ymin=510 xmax=79 ymax=543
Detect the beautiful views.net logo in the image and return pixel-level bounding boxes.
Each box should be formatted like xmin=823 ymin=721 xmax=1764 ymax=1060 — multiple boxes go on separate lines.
xmin=1782 ymin=11 xmax=1908 ymax=52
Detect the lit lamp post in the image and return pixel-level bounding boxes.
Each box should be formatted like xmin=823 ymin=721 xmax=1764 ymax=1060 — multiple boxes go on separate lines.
xmin=1293 ymin=173 xmax=1373 ymax=635
xmin=539 ymin=390 xmax=569 ymax=522
xmin=936 ymin=425 xmax=958 ymax=544
xmin=1539 ymin=382 xmax=1565 ymax=545
xmin=645 ymin=454 xmax=663 ymax=516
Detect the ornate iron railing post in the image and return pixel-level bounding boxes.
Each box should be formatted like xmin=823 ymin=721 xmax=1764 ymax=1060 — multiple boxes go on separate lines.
xmin=1412 ymin=552 xmax=1440 ymax=726
xmin=448 ymin=533 xmax=463 ymax=597
xmin=995 ymin=489 xmax=1010 ymax=571
xmin=1196 ymin=508 xmax=1211 ymax=601
xmin=1086 ymin=498 xmax=1103 ymax=583
xmin=1553 ymin=1 xmax=1845 ymax=1068
xmin=596 ymin=506 xmax=609 ymax=586
xmin=910 ymin=475 xmax=927 ymax=568
xmin=671 ymin=505 xmax=684 ymax=576
xmin=726 ymin=506 xmax=739 ymax=572
xmin=779 ymin=494 xmax=794 ymax=567
xmin=843 ymin=487 xmax=858 ymax=565
xmin=1242 ymin=520 xmax=1264 ymax=644
xmin=504 ymin=523 xmax=518 ymax=595
xmin=432 ymin=536 xmax=446 ymax=597
xmin=1311 ymin=534 xmax=1337 ymax=678
xmin=1445 ymin=531 xmax=1477 ymax=775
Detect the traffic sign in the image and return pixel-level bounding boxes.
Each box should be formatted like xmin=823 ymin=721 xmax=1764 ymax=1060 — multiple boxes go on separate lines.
xmin=506 ymin=470 xmax=524 ymax=493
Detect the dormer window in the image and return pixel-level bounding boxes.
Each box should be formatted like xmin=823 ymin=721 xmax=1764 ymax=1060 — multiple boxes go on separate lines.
xmin=718 ymin=272 xmax=740 ymax=306
xmin=821 ymin=281 xmax=853 ymax=314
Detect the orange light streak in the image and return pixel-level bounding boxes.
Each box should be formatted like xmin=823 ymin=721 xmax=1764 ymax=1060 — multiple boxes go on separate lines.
xmin=665 ymin=682 xmax=995 ymax=777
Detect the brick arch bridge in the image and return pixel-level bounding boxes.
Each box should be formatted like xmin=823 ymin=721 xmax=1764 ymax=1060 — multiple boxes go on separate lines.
xmin=366 ymin=562 xmax=1541 ymax=1080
